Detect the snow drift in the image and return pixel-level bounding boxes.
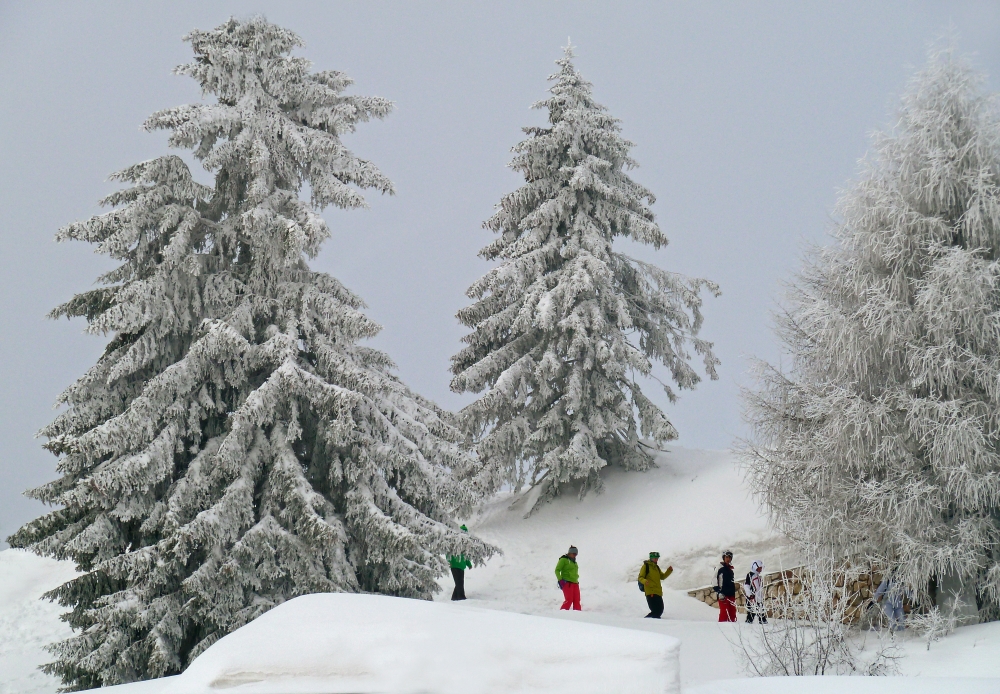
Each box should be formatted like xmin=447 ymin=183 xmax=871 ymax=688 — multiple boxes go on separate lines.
xmin=685 ymin=676 xmax=999 ymax=693
xmin=0 ymin=550 xmax=78 ymax=694
xmin=160 ymin=593 xmax=681 ymax=694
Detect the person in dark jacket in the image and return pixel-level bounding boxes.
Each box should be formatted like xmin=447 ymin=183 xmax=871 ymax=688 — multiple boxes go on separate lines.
xmin=714 ymin=550 xmax=737 ymax=622
xmin=638 ymin=552 xmax=673 ymax=618
xmin=447 ymin=525 xmax=473 ymax=600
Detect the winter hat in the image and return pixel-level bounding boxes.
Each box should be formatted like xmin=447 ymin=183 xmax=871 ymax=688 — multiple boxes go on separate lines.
xmin=751 ymin=560 xmax=763 ymax=574
xmin=649 ymin=552 xmax=660 ymax=559
xmin=568 ymin=545 xmax=579 ymax=555
xmin=722 ymin=550 xmax=733 ymax=560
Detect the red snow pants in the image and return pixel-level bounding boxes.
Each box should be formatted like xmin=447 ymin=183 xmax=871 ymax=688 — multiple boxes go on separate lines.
xmin=560 ymin=581 xmax=581 ymax=610
xmin=718 ymin=596 xmax=737 ymax=622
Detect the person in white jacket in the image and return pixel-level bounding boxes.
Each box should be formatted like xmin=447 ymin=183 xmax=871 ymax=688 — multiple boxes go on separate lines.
xmin=743 ymin=560 xmax=767 ymax=624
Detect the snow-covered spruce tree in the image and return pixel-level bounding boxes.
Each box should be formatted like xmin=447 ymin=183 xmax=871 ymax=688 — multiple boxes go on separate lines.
xmin=10 ymin=17 xmax=493 ymax=688
xmin=741 ymin=48 xmax=1000 ymax=622
xmin=450 ymin=45 xmax=719 ymax=498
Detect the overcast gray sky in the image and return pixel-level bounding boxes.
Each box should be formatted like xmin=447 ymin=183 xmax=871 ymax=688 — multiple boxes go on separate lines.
xmin=3 ymin=1 xmax=1000 ymax=545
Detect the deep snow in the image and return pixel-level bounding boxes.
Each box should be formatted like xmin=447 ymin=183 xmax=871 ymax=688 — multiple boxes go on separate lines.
xmin=434 ymin=447 xmax=1000 ymax=686
xmin=0 ymin=550 xmax=78 ymax=694
xmin=438 ymin=447 xmax=800 ymax=686
xmin=2 ymin=447 xmax=999 ymax=693
xmin=159 ymin=593 xmax=680 ymax=694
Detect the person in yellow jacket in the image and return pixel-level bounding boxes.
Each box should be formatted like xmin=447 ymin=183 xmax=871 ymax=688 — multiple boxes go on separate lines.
xmin=638 ymin=552 xmax=673 ymax=619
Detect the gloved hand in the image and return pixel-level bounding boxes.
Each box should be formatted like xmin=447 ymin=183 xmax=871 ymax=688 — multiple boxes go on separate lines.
xmin=558 ymin=579 xmax=566 ymax=590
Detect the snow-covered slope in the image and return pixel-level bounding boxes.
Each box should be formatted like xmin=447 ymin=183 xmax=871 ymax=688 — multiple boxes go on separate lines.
xmin=4 ymin=447 xmax=1000 ymax=693
xmin=435 ymin=447 xmax=798 ymax=687
xmin=455 ymin=447 xmax=795 ymax=617
xmin=0 ymin=550 xmax=78 ymax=694
xmin=439 ymin=447 xmax=1000 ymax=687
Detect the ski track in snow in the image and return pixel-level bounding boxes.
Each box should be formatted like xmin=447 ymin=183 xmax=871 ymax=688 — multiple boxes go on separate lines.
xmin=3 ymin=447 xmax=999 ymax=692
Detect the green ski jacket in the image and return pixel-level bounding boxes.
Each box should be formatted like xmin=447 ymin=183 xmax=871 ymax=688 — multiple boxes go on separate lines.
xmin=555 ymin=555 xmax=579 ymax=583
xmin=449 ymin=554 xmax=472 ymax=570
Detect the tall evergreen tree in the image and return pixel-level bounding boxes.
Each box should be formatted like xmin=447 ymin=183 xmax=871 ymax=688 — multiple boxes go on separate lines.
xmin=741 ymin=48 xmax=1000 ymax=621
xmin=450 ymin=46 xmax=719 ymax=498
xmin=11 ymin=18 xmax=493 ymax=688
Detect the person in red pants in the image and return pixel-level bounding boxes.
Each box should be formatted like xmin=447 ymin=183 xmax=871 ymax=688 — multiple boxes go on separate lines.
xmin=714 ymin=550 xmax=737 ymax=622
xmin=555 ymin=545 xmax=581 ymax=610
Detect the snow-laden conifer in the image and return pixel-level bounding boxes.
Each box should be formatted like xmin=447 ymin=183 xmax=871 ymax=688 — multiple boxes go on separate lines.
xmin=450 ymin=45 xmax=719 ymax=497
xmin=10 ymin=17 xmax=493 ymax=688
xmin=741 ymin=48 xmax=1000 ymax=622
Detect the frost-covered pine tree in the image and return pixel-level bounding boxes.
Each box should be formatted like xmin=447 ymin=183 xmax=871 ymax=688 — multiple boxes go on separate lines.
xmin=10 ymin=17 xmax=493 ymax=688
xmin=450 ymin=45 xmax=719 ymax=497
xmin=742 ymin=48 xmax=1000 ymax=622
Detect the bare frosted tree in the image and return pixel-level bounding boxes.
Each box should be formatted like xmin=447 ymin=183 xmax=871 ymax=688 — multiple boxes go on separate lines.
xmin=730 ymin=555 xmax=900 ymax=677
xmin=741 ymin=47 xmax=1000 ymax=623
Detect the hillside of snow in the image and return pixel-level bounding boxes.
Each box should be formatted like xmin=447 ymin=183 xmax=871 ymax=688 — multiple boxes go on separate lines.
xmin=0 ymin=550 xmax=78 ymax=694
xmin=2 ymin=447 xmax=999 ymax=693
xmin=454 ymin=447 xmax=796 ymax=617
xmin=434 ymin=447 xmax=799 ymax=686
xmin=435 ymin=447 xmax=1000 ymax=687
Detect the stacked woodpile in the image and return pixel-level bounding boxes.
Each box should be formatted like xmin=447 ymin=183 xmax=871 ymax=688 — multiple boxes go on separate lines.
xmin=831 ymin=567 xmax=884 ymax=624
xmin=686 ymin=564 xmax=883 ymax=623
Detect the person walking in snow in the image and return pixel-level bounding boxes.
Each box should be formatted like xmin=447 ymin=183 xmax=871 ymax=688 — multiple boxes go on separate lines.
xmin=555 ymin=546 xmax=581 ymax=611
xmin=714 ymin=550 xmax=737 ymax=622
xmin=873 ymin=569 xmax=908 ymax=632
xmin=743 ymin=559 xmax=767 ymax=624
xmin=638 ymin=552 xmax=673 ymax=619
xmin=448 ymin=525 xmax=473 ymax=601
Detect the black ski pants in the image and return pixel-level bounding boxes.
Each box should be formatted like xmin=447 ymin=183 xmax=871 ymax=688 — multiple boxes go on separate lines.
xmin=451 ymin=568 xmax=466 ymax=601
xmin=645 ymin=593 xmax=664 ymax=618
xmin=746 ymin=598 xmax=767 ymax=623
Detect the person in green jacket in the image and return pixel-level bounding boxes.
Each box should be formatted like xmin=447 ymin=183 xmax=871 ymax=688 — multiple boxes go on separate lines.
xmin=448 ymin=525 xmax=473 ymax=600
xmin=555 ymin=545 xmax=581 ymax=610
xmin=638 ymin=552 xmax=673 ymax=618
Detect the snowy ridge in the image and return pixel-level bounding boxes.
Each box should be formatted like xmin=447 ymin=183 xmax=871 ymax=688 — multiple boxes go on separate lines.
xmin=159 ymin=593 xmax=680 ymax=694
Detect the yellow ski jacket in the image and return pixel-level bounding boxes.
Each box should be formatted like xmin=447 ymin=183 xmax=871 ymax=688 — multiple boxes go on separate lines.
xmin=638 ymin=560 xmax=673 ymax=596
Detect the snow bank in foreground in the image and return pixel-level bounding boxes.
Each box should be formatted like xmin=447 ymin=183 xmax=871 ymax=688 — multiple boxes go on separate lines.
xmin=0 ymin=549 xmax=78 ymax=694
xmin=162 ymin=593 xmax=681 ymax=694
xmin=686 ymin=676 xmax=999 ymax=693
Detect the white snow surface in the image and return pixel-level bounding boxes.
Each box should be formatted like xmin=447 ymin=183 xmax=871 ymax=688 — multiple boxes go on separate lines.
xmin=685 ymin=676 xmax=999 ymax=693
xmin=0 ymin=550 xmax=78 ymax=694
xmin=160 ymin=593 xmax=679 ymax=694
xmin=3 ymin=447 xmax=1000 ymax=693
